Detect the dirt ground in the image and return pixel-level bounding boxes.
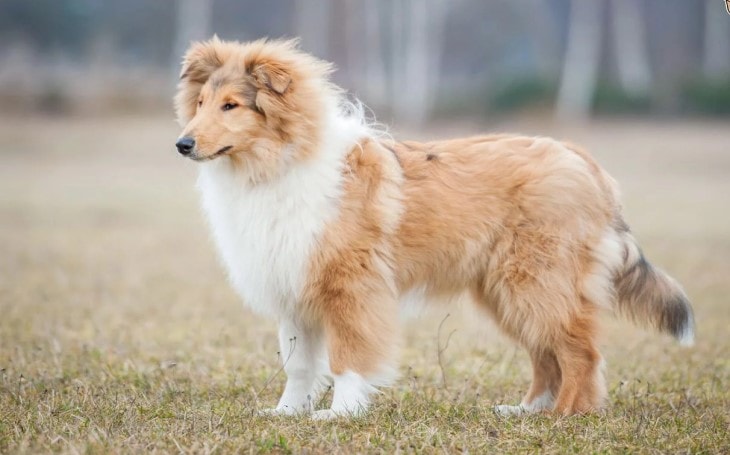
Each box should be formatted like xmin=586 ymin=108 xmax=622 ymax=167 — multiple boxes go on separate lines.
xmin=0 ymin=114 xmax=728 ymax=453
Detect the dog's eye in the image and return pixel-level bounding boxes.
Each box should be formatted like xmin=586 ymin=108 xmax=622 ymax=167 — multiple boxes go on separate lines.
xmin=222 ymin=103 xmax=238 ymax=111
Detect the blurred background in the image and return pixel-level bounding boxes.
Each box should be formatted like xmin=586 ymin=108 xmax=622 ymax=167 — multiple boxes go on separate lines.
xmin=1 ymin=0 xmax=730 ymax=123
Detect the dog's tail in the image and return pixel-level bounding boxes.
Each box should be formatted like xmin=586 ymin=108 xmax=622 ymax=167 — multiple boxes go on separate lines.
xmin=612 ymin=220 xmax=695 ymax=346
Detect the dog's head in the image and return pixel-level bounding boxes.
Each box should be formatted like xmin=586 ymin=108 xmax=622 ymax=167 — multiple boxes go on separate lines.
xmin=174 ymin=37 xmax=335 ymax=182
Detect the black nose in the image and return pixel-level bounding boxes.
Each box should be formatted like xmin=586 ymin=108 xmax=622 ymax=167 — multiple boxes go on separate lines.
xmin=176 ymin=136 xmax=195 ymax=155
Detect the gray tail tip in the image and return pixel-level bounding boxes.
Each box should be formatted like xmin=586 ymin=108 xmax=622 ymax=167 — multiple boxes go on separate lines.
xmin=677 ymin=327 xmax=695 ymax=347
xmin=674 ymin=303 xmax=695 ymax=347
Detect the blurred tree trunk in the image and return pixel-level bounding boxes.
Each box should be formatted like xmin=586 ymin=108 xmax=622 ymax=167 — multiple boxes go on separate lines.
xmin=520 ymin=0 xmax=562 ymax=79
xmin=610 ymin=0 xmax=651 ymax=96
xmin=556 ymin=0 xmax=604 ymax=119
xmin=295 ymin=0 xmax=332 ymax=59
xmin=391 ymin=0 xmax=448 ymax=126
xmin=341 ymin=0 xmax=365 ymax=92
xmin=363 ymin=0 xmax=388 ymax=107
xmin=172 ymin=0 xmax=213 ymax=74
xmin=389 ymin=0 xmax=407 ymax=115
xmin=396 ymin=0 xmax=429 ymax=124
xmin=703 ymin=0 xmax=730 ymax=79
xmin=423 ymin=0 xmax=448 ymax=122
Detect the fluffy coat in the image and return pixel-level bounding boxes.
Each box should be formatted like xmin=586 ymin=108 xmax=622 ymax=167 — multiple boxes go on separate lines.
xmin=174 ymin=37 xmax=695 ymax=418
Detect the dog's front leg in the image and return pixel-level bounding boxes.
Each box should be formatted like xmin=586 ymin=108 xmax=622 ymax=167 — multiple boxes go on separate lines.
xmin=310 ymin=371 xmax=377 ymax=420
xmin=260 ymin=319 xmax=328 ymax=416
xmin=309 ymin=284 xmax=399 ymax=420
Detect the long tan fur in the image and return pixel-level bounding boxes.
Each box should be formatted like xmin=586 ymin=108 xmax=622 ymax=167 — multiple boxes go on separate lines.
xmin=175 ymin=37 xmax=695 ymax=416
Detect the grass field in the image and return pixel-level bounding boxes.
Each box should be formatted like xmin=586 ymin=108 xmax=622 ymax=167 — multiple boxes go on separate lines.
xmin=0 ymin=114 xmax=728 ymax=453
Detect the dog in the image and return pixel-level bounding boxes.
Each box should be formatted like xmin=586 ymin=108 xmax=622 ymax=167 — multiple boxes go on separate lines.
xmin=174 ymin=37 xmax=695 ymax=419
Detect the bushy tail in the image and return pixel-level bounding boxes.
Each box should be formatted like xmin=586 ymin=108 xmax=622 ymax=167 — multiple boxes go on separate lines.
xmin=613 ymin=223 xmax=695 ymax=346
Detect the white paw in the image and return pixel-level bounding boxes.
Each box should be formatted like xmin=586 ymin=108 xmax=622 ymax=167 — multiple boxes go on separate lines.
xmin=311 ymin=409 xmax=339 ymax=420
xmin=493 ymin=404 xmax=526 ymax=416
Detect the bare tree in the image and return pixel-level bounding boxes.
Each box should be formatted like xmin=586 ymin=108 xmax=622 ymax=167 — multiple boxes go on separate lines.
xmin=703 ymin=0 xmax=730 ymax=79
xmin=172 ymin=0 xmax=213 ymax=73
xmin=610 ymin=0 xmax=652 ymax=96
xmin=295 ymin=0 xmax=332 ymax=60
xmin=363 ymin=0 xmax=388 ymax=107
xmin=556 ymin=0 xmax=605 ymax=119
xmin=390 ymin=0 xmax=449 ymax=126
xmin=389 ymin=0 xmax=407 ymax=114
xmin=396 ymin=0 xmax=430 ymax=123
xmin=516 ymin=0 xmax=562 ymax=79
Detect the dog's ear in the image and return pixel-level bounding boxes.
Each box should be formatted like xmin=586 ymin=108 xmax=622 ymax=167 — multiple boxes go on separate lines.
xmin=251 ymin=61 xmax=292 ymax=95
xmin=249 ymin=60 xmax=294 ymax=123
xmin=175 ymin=38 xmax=227 ymax=125
xmin=179 ymin=38 xmax=224 ymax=84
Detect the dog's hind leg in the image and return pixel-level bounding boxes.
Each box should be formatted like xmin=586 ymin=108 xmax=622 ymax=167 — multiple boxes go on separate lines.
xmin=551 ymin=307 xmax=606 ymax=415
xmin=495 ymin=348 xmax=562 ymax=416
xmin=493 ymin=349 xmax=563 ymax=416
xmin=471 ymin=231 xmax=596 ymax=416
xmin=524 ymin=349 xmax=561 ymax=410
xmin=470 ymin=290 xmax=560 ymax=416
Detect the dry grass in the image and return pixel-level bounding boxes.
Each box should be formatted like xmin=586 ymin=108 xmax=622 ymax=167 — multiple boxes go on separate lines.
xmin=0 ymin=114 xmax=728 ymax=453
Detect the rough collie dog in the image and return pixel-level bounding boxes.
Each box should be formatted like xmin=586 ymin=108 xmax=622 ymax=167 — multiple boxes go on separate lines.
xmin=174 ymin=37 xmax=694 ymax=419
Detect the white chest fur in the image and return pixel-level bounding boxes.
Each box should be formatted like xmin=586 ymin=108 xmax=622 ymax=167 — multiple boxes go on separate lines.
xmin=196 ymin=116 xmax=366 ymax=318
